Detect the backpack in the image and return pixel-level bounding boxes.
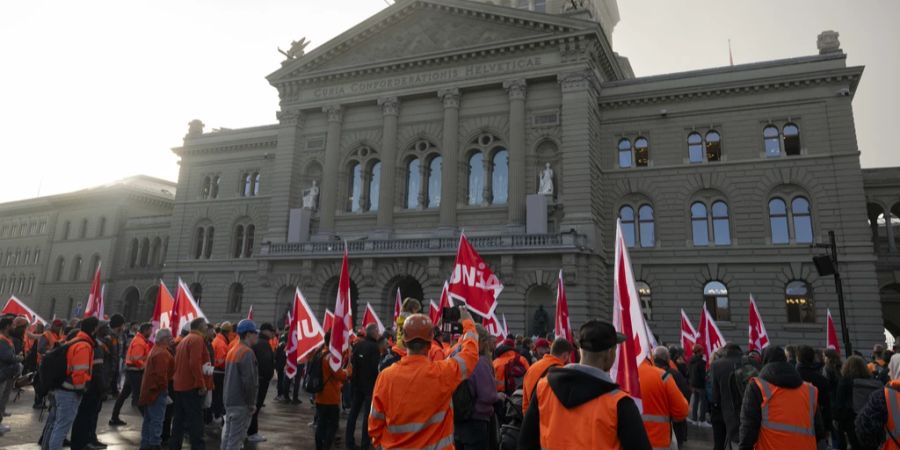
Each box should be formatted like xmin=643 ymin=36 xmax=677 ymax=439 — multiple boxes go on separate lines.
xmin=499 ymin=390 xmax=524 ymax=450
xmin=301 ymin=350 xmax=328 ymax=394
xmin=503 ymin=354 xmax=527 ymax=395
xmin=852 ymin=378 xmax=883 ymax=414
xmin=452 ymin=379 xmax=476 ymax=423
xmin=37 ymin=339 xmax=83 ymax=397
xmin=729 ymin=362 xmax=759 ymax=414
xmin=378 ymin=348 xmax=402 ymax=372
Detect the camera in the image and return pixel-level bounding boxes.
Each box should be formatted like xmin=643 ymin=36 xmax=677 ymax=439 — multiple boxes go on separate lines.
xmin=441 ymin=306 xmax=463 ymax=334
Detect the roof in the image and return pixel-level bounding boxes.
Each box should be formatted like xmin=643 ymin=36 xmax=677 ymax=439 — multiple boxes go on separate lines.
xmin=0 ymin=175 xmax=176 ymax=213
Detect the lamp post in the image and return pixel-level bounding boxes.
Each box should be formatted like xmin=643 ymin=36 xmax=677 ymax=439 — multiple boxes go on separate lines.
xmin=812 ymin=231 xmax=852 ymax=357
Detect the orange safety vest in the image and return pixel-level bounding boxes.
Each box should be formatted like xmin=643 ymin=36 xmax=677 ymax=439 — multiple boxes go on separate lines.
xmin=884 ymin=386 xmax=900 ymax=450
xmin=522 ymin=354 xmax=565 ymax=414
xmin=752 ymin=378 xmax=818 ymax=450
xmin=212 ymin=333 xmax=230 ymax=370
xmin=493 ymin=350 xmax=530 ymax=392
xmin=64 ymin=332 xmax=95 ymax=391
xmin=535 ymin=376 xmax=628 ymax=449
xmin=639 ymin=361 xmax=690 ymax=449
xmin=125 ymin=333 xmax=151 ymax=370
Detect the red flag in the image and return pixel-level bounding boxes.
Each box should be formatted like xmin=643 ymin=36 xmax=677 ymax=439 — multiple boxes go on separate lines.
xmin=680 ymin=309 xmax=698 ymax=355
xmin=2 ymin=296 xmax=46 ymax=325
xmin=170 ymin=278 xmax=207 ymax=335
xmin=483 ymin=312 xmax=505 ymax=340
xmin=501 ymin=314 xmax=509 ymax=337
xmin=748 ymin=294 xmax=769 ymax=352
xmin=554 ymin=269 xmax=573 ymax=342
xmin=697 ymin=303 xmax=727 ymax=365
xmin=429 ymin=300 xmax=441 ymax=325
xmin=323 ymin=309 xmax=334 ymax=334
xmin=247 ymin=305 xmax=254 ymax=320
xmin=328 ymin=244 xmax=352 ymax=371
xmin=83 ymin=263 xmax=103 ymax=319
xmin=362 ymin=303 xmax=385 ymax=335
xmin=612 ymin=219 xmax=650 ymax=409
xmin=286 ymin=287 xmax=325 ymax=378
xmin=151 ymin=281 xmax=175 ymax=342
xmin=448 ymin=234 xmax=503 ymax=317
xmin=827 ymin=308 xmax=841 ymax=354
xmin=393 ymin=288 xmax=402 ymax=329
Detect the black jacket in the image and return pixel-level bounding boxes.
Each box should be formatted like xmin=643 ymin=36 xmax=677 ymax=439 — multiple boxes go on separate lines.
xmin=738 ymin=361 xmax=826 ymax=450
xmin=855 ymin=382 xmax=895 ymax=450
xmin=274 ymin=339 xmax=286 ymax=371
xmin=350 ymin=337 xmax=380 ymax=395
xmin=797 ymin=362 xmax=832 ymax=427
xmin=252 ymin=339 xmax=275 ymax=381
xmin=519 ymin=366 xmax=651 ymax=450
xmin=689 ymin=354 xmax=707 ymax=389
xmin=710 ymin=355 xmax=743 ymax=441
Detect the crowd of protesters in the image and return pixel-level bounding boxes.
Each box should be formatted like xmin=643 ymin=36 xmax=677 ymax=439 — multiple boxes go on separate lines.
xmin=0 ymin=298 xmax=897 ymax=449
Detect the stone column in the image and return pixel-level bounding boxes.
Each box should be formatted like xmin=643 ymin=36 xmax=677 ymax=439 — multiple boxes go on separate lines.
xmin=886 ymin=208 xmax=897 ymax=253
xmin=504 ymin=79 xmax=527 ymax=229
xmin=557 ymin=70 xmax=599 ymax=244
xmin=264 ymin=110 xmax=304 ymax=243
xmin=438 ymin=89 xmax=460 ymax=232
xmin=376 ymin=97 xmax=399 ymax=235
xmin=318 ymin=105 xmax=343 ymax=237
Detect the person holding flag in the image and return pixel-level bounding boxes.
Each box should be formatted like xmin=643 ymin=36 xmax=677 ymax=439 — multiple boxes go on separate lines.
xmin=519 ymin=319 xmax=651 ymax=450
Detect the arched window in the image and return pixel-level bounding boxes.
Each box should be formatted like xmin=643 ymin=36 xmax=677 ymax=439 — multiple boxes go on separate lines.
xmin=691 ymin=202 xmax=709 ymax=246
xmin=204 ymin=227 xmax=215 ymax=259
xmin=62 ymin=221 xmax=71 ymax=240
xmin=619 ymin=206 xmax=636 ymax=247
xmin=368 ymin=161 xmax=381 ymax=212
xmin=190 ymin=283 xmax=203 ymax=304
xmin=242 ymin=172 xmax=253 ymax=197
xmin=227 ymin=283 xmax=244 ymax=314
xmin=23 ymin=249 xmax=30 ymax=266
xmin=711 ymin=201 xmax=731 ymax=245
xmin=468 ymin=152 xmax=484 ymax=205
xmin=89 ymin=254 xmax=101 ymax=274
xmin=80 ymin=219 xmax=88 ymax=239
xmin=71 ymin=255 xmax=83 ymax=281
xmin=194 ymin=224 xmax=214 ymax=259
xmin=210 ymin=175 xmax=220 ymax=199
xmin=150 ymin=237 xmax=161 ymax=266
xmin=245 ymin=225 xmax=255 ymax=257
xmin=492 ymin=149 xmax=509 ymax=205
xmin=201 ymin=176 xmax=211 ymax=199
xmin=618 ymin=138 xmax=633 ymax=168
xmin=688 ymin=133 xmax=704 ymax=163
xmin=783 ymin=124 xmax=801 ymax=156
xmin=427 ymin=156 xmax=442 ymax=208
xmin=54 ymin=257 xmax=65 ymax=282
xmin=34 ymin=248 xmax=40 ymax=264
xmin=97 ymin=217 xmax=106 ymax=237
xmin=139 ymin=238 xmax=150 ymax=267
xmin=769 ymin=198 xmax=789 ymax=244
xmin=706 ymin=131 xmax=721 ymax=162
xmin=233 ymin=225 xmax=245 ymax=258
xmin=27 ymin=275 xmax=35 ymax=294
xmin=406 ymin=158 xmax=421 ymax=209
xmin=348 ymin=162 xmax=363 ymax=213
xmin=194 ymin=228 xmax=205 ymax=259
xmin=764 ymin=125 xmax=781 ymax=157
xmin=252 ymin=172 xmax=261 ymax=196
xmin=638 ymin=205 xmax=655 ymax=247
xmin=785 ymin=281 xmax=814 ymax=323
xmin=636 ymin=281 xmax=652 ymax=321
xmin=703 ymin=281 xmax=730 ymax=321
xmin=792 ymin=197 xmax=813 ymax=243
xmin=635 ymin=137 xmax=650 ymax=167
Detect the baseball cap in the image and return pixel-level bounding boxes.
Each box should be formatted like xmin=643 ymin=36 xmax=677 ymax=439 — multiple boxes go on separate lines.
xmin=534 ymin=338 xmax=551 ymax=349
xmin=578 ymin=320 xmax=625 ymax=352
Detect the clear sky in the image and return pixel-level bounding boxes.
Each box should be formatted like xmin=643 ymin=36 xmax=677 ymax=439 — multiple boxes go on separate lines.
xmin=1 ymin=0 xmax=897 ymax=204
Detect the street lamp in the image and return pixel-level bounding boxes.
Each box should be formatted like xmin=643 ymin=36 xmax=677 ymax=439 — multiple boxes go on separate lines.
xmin=812 ymin=231 xmax=852 ymax=357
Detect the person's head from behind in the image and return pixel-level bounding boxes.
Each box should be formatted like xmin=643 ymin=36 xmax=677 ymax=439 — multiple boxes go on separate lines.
xmin=550 ymin=338 xmax=574 ymax=364
xmin=692 ymin=343 xmax=705 ymax=356
xmin=190 ymin=317 xmax=207 ymax=334
xmin=402 ymin=314 xmax=434 ymax=355
xmin=784 ymin=345 xmax=797 ymax=361
xmin=797 ymin=345 xmax=816 ymax=366
xmin=139 ymin=322 xmax=153 ymax=339
xmin=534 ymin=339 xmax=551 ymax=358
xmin=475 ymin=324 xmax=492 ymax=356
xmin=578 ymin=320 xmax=624 ymax=372
xmin=50 ymin=319 xmax=64 ymax=333
xmin=652 ymin=346 xmax=670 ymax=368
xmin=259 ymin=323 xmax=276 ymax=340
xmin=842 ymin=355 xmax=870 ymax=380
xmin=109 ymin=314 xmax=125 ymax=333
xmin=723 ymin=343 xmax=742 ymax=358
xmin=236 ymin=320 xmax=259 ymax=346
xmin=365 ymin=323 xmax=380 ymax=341
xmin=823 ymin=348 xmax=842 ymax=370
xmin=155 ymin=328 xmax=173 ymax=347
xmin=0 ymin=317 xmax=12 ymax=335
xmin=762 ymin=346 xmax=787 ymax=366
xmin=80 ymin=316 xmax=100 ymax=336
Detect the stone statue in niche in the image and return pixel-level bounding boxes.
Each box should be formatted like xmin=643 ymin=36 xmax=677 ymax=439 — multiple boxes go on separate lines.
xmin=302 ymin=180 xmax=319 ymax=210
xmin=538 ymin=163 xmax=554 ymax=195
xmin=532 ymin=305 xmax=550 ymax=337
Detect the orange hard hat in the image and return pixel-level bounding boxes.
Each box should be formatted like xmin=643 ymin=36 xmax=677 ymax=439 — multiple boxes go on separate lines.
xmin=403 ymin=314 xmax=433 ymax=344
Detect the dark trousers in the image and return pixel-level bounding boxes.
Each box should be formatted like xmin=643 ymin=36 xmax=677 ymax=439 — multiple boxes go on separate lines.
xmin=275 ymin=366 xmax=287 ymax=397
xmin=247 ymin=377 xmax=271 ymax=436
xmin=169 ymin=389 xmax=205 ymax=450
xmin=345 ymin=390 xmax=372 ymax=450
xmin=161 ymin=402 xmax=174 ymax=443
xmin=111 ymin=370 xmax=143 ymax=419
xmin=291 ymin=375 xmax=301 ymax=401
xmin=315 ymin=404 xmax=339 ymax=450
xmin=70 ymin=393 xmax=102 ymax=450
xmin=454 ymin=419 xmax=489 ymax=450
xmin=712 ymin=419 xmax=727 ymax=450
xmin=212 ymin=372 xmax=225 ymax=418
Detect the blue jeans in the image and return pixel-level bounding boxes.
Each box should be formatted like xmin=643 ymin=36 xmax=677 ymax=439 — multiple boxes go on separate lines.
xmin=141 ymin=391 xmax=168 ymax=448
xmin=42 ymin=389 xmax=82 ymax=450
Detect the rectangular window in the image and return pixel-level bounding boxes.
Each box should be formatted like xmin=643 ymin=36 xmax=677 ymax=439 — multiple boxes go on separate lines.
xmin=688 ymin=145 xmax=704 ymax=163
xmin=794 ymin=216 xmax=813 ymax=244
xmin=771 ymin=217 xmax=790 ymax=244
xmin=639 ymin=222 xmax=654 ymax=248
xmin=713 ymin=219 xmax=731 ymax=245
xmin=692 ymin=220 xmax=709 ymax=246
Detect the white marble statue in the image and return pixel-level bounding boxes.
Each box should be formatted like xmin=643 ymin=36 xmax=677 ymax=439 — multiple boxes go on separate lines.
xmin=302 ymin=180 xmax=319 ymax=210
xmin=539 ymin=163 xmax=554 ymax=195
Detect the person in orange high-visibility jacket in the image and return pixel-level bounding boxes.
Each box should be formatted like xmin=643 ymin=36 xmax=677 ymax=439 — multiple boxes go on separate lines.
xmin=738 ymin=345 xmax=824 ymax=450
xmin=522 ymin=338 xmax=573 ymax=414
xmin=41 ymin=317 xmax=99 ymax=450
xmin=369 ymin=307 xmax=479 ymax=450
xmin=849 ymin=365 xmax=900 ymax=449
xmin=493 ymin=338 xmax=530 ymax=393
xmin=109 ymin=322 xmax=152 ymax=425
xmin=211 ymin=322 xmax=233 ymax=422
xmin=639 ymin=349 xmax=689 ymax=449
xmin=518 ymin=320 xmax=652 ymax=450
xmin=428 ymin=330 xmax=446 ymax=362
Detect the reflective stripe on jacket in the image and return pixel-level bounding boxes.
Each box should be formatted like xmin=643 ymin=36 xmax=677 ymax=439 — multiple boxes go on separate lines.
xmin=368 ymin=319 xmax=479 ymax=450
xmin=639 ymin=360 xmax=689 ymax=449
xmin=752 ymin=377 xmax=817 ymax=450
xmin=535 ymin=376 xmax=628 ymax=449
xmin=64 ymin=331 xmax=95 ymax=391
xmin=125 ymin=333 xmax=150 ymax=370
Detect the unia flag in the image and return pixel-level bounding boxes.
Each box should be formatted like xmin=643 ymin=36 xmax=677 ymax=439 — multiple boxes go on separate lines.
xmin=429 ymin=300 xmax=441 ymax=325
xmin=328 ymin=243 xmax=353 ymax=372
xmin=680 ymin=309 xmax=698 ymax=354
xmin=83 ymin=263 xmax=103 ymax=319
xmin=448 ymin=234 xmax=503 ymax=318
xmin=748 ymin=294 xmax=770 ymax=352
xmin=285 ymin=287 xmax=325 ymax=378
xmin=483 ymin=313 xmax=506 ymax=341
xmin=362 ymin=303 xmax=385 ymax=335
xmin=322 ymin=309 xmax=335 ymax=335
xmin=697 ymin=303 xmax=727 ymax=365
xmin=2 ymin=296 xmax=46 ymax=325
xmin=170 ymin=278 xmax=206 ymax=334
xmin=554 ymin=269 xmax=573 ymax=342
xmin=150 ymin=280 xmax=175 ymax=342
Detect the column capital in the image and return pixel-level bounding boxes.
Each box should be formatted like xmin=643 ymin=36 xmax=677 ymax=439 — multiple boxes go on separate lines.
xmin=557 ymin=70 xmax=598 ymax=93
xmin=276 ymin=109 xmax=304 ymax=127
xmin=503 ymin=79 xmax=527 ymax=100
xmin=377 ymin=96 xmax=400 ymax=116
xmin=438 ymin=88 xmax=460 ymax=109
xmin=323 ymin=104 xmax=343 ymax=123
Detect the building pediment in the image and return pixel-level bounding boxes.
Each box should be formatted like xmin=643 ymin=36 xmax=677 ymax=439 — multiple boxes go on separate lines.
xmin=267 ymin=0 xmax=603 ymax=83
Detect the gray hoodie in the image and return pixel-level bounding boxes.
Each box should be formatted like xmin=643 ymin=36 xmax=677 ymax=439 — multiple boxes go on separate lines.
xmin=223 ymin=341 xmax=258 ymax=408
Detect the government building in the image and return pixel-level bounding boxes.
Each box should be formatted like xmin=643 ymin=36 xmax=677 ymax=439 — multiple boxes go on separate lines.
xmin=2 ymin=0 xmax=899 ymax=349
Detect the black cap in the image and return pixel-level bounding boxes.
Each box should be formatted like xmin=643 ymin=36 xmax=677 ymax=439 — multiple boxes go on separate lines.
xmin=578 ymin=320 xmax=625 ymax=352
